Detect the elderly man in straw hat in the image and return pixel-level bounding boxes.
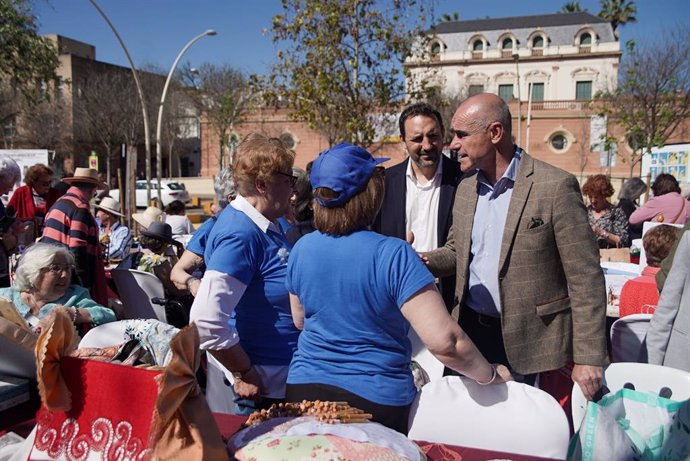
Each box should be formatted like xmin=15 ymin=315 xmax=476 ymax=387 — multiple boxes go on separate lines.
xmin=42 ymin=167 xmax=108 ymax=303
xmin=95 ymin=197 xmax=132 ymax=262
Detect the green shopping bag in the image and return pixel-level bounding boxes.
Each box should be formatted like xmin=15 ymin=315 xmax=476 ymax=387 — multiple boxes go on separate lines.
xmin=568 ymin=388 xmax=690 ymax=460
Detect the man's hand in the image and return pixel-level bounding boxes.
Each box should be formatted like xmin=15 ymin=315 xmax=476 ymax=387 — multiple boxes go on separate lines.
xmin=233 ymin=367 xmax=262 ymax=401
xmin=572 ymin=364 xmax=603 ymax=401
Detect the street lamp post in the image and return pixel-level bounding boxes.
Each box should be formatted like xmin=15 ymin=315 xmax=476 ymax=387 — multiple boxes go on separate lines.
xmin=512 ymin=52 xmax=522 ymax=146
xmin=155 ymin=30 xmax=216 ymax=205
xmin=89 ymin=0 xmax=152 ymax=218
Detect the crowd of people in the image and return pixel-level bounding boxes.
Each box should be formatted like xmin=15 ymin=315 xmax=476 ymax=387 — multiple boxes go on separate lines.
xmin=2 ymin=92 xmax=690 ymax=436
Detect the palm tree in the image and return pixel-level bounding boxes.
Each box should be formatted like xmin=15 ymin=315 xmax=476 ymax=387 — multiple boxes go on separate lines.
xmin=599 ymin=0 xmax=637 ymax=39
xmin=560 ymin=1 xmax=585 ymax=13
xmin=440 ymin=12 xmax=460 ymax=22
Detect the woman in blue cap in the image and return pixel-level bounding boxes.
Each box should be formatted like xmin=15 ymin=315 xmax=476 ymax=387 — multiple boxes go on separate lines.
xmin=285 ymin=142 xmax=512 ymax=433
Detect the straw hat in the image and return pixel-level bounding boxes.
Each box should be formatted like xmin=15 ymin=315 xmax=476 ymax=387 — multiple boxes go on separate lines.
xmin=133 ymin=206 xmax=165 ymax=229
xmin=140 ymin=221 xmax=175 ymax=244
xmin=63 ymin=167 xmax=107 ymax=189
xmin=94 ymin=197 xmax=123 ymax=217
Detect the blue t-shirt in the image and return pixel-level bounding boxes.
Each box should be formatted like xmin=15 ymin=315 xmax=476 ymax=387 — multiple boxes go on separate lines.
xmin=205 ymin=206 xmax=299 ymax=366
xmin=186 ymin=216 xmax=217 ymax=256
xmin=286 ymin=229 xmax=434 ymax=406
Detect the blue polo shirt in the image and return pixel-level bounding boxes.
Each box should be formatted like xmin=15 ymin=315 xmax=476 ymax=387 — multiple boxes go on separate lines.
xmin=286 ymin=229 xmax=434 ymax=406
xmin=186 ymin=216 xmax=216 ymax=257
xmin=204 ymin=206 xmax=298 ymax=365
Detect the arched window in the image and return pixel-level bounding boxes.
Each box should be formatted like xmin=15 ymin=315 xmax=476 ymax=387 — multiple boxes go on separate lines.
xmin=472 ymin=39 xmax=484 ymax=51
xmin=532 ymin=36 xmax=544 ymax=48
xmin=431 ymin=41 xmax=441 ymax=56
xmin=580 ymin=32 xmax=592 ymax=45
xmin=502 ymin=37 xmax=514 ymax=50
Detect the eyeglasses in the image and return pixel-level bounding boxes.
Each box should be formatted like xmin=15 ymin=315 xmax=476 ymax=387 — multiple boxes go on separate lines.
xmin=276 ymin=171 xmax=298 ymax=187
xmin=41 ymin=264 xmax=73 ymax=274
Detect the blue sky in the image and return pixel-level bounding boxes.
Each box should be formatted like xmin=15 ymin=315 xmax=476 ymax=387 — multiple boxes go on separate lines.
xmin=33 ymin=0 xmax=687 ymax=76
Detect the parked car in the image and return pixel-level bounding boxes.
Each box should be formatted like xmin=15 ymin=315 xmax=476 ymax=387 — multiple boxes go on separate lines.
xmin=108 ymin=180 xmax=191 ymax=208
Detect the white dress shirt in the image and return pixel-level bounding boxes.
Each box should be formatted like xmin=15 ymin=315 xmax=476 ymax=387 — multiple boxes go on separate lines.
xmin=405 ymin=158 xmax=442 ymax=252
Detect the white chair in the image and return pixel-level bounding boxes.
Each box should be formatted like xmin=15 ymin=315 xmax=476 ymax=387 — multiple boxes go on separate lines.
xmin=78 ymin=321 xmax=130 ymax=349
xmin=407 ymin=376 xmax=570 ymax=459
xmin=571 ymin=362 xmax=690 ymax=432
xmin=204 ymin=352 xmax=237 ymax=414
xmin=610 ymin=313 xmax=652 ymax=363
xmin=110 ymin=269 xmax=167 ymax=322
xmin=408 ymin=328 xmax=444 ymax=383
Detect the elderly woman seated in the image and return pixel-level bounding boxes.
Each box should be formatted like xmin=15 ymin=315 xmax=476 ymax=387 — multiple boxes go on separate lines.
xmin=0 ymin=242 xmax=116 ymax=333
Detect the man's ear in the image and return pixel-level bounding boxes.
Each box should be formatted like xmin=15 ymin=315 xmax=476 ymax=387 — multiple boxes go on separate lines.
xmin=489 ymin=122 xmax=504 ymax=144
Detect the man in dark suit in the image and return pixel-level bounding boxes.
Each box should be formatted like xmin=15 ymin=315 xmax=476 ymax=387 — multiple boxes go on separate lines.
xmin=372 ymin=102 xmax=462 ymax=310
xmin=425 ymin=93 xmax=607 ymax=400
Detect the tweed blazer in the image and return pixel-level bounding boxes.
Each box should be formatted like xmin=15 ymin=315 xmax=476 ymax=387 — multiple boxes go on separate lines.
xmin=426 ymin=152 xmax=608 ymax=374
xmin=372 ymin=156 xmax=462 ymax=310
xmin=647 ymin=231 xmax=690 ymax=372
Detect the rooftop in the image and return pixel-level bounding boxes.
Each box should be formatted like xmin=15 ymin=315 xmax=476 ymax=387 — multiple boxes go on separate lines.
xmin=431 ymin=12 xmax=607 ymax=34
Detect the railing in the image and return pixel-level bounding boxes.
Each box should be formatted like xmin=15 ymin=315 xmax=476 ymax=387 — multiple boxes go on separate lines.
xmin=523 ymin=100 xmax=593 ymax=111
xmin=471 ymin=51 xmax=483 ymax=60
xmin=501 ymin=50 xmax=514 ymax=58
xmin=578 ymin=45 xmax=592 ymax=54
xmin=531 ymin=48 xmax=543 ymax=56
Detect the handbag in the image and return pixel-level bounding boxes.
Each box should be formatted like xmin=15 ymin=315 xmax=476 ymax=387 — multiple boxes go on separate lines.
xmin=600 ymin=247 xmax=630 ymax=262
xmin=568 ymin=388 xmax=690 ymax=461
xmin=28 ymin=310 xmax=228 ymax=461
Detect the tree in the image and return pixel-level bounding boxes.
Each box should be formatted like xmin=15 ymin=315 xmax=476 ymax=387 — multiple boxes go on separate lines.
xmin=73 ymin=71 xmax=132 ymax=183
xmin=560 ymin=2 xmax=586 ymax=13
xmin=440 ymin=12 xmax=459 ymax=22
xmin=17 ymin=89 xmax=71 ymax=155
xmin=598 ymin=0 xmax=637 ymax=39
xmin=180 ymin=62 xmax=254 ymax=170
xmin=595 ymin=30 xmax=690 ymax=177
xmin=0 ymin=0 xmax=59 ymax=100
xmin=267 ymin=0 xmax=433 ymax=147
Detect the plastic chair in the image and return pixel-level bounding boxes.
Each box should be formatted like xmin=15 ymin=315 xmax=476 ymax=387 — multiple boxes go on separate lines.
xmin=0 ymin=334 xmax=35 ymax=379
xmin=78 ymin=320 xmax=130 ymax=349
xmin=571 ymin=362 xmax=690 ymax=432
xmin=110 ymin=268 xmax=167 ymax=322
xmin=610 ymin=314 xmax=652 ymax=363
xmin=407 ymin=376 xmax=570 ymax=459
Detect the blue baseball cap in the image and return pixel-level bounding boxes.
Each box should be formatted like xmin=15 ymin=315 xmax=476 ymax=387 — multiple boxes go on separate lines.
xmin=310 ymin=142 xmax=389 ymax=207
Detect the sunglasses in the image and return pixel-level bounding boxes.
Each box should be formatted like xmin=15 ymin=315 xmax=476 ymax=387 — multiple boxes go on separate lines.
xmin=276 ymin=171 xmax=298 ymax=187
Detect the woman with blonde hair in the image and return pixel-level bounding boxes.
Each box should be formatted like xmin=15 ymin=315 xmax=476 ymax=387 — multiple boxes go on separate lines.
xmin=190 ymin=134 xmax=300 ymax=414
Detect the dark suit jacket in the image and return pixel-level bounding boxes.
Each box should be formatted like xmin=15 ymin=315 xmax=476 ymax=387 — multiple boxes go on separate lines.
xmin=426 ymin=152 xmax=609 ymax=374
xmin=372 ymin=156 xmax=462 ymax=310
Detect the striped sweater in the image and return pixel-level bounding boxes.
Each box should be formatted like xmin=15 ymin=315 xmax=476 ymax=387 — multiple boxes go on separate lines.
xmin=42 ymin=186 xmax=100 ymax=290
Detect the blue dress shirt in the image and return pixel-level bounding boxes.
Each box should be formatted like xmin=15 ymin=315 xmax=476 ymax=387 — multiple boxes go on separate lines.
xmin=465 ymin=147 xmax=522 ymax=316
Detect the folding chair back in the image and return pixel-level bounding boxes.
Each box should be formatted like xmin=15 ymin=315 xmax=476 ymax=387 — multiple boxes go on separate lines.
xmin=111 ymin=268 xmax=167 ymax=322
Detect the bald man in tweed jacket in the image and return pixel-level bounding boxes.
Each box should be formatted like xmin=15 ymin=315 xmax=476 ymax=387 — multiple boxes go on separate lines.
xmin=425 ymin=93 xmax=608 ymax=400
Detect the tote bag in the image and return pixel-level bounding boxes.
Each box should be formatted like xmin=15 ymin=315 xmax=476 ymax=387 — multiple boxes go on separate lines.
xmin=568 ymin=388 xmax=690 ymax=461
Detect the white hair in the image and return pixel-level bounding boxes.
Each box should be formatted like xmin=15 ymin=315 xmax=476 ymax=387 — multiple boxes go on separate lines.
xmin=14 ymin=243 xmax=75 ymax=292
xmin=0 ymin=156 xmax=21 ymax=185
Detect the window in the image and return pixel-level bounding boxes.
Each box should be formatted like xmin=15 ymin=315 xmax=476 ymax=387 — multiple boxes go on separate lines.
xmin=550 ymin=134 xmax=568 ymax=151
xmin=576 ymin=81 xmax=592 ymax=99
xmin=280 ymin=132 xmax=297 ymax=149
xmin=532 ymin=36 xmax=544 ymax=48
xmin=530 ymin=83 xmax=545 ymax=101
xmin=580 ymin=32 xmax=592 ymax=45
xmin=468 ymin=85 xmax=484 ymax=96
xmin=431 ymin=41 xmax=441 ymax=56
xmin=472 ymin=40 xmax=483 ymax=51
xmin=498 ymin=84 xmax=514 ymax=102
xmin=502 ymin=37 xmax=513 ymax=50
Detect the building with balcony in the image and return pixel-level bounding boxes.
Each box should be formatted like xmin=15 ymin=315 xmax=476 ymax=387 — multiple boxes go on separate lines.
xmin=410 ymin=12 xmax=621 ymax=102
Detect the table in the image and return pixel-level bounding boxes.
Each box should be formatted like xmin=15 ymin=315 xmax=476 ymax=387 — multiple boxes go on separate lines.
xmin=212 ymin=413 xmax=560 ymax=461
